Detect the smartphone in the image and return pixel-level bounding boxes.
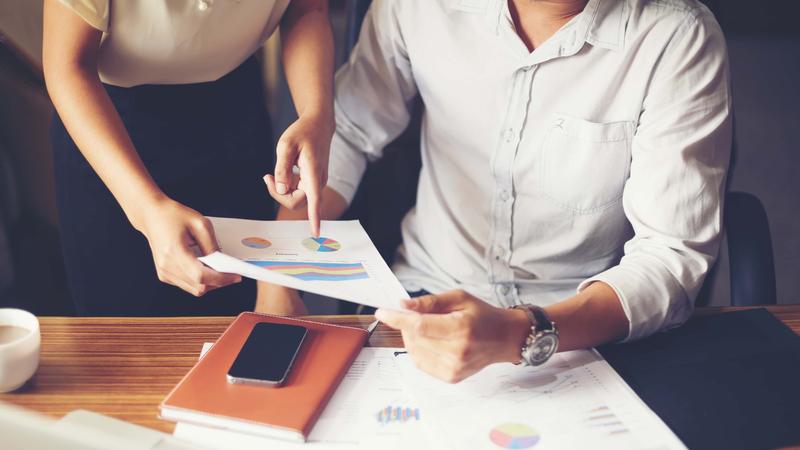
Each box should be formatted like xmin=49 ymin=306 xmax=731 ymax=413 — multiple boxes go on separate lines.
xmin=226 ymin=322 xmax=308 ymax=387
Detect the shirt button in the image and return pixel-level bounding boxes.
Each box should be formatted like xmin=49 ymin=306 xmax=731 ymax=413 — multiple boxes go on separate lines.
xmin=198 ymin=0 xmax=210 ymax=11
xmin=504 ymin=128 xmax=515 ymax=143
xmin=499 ymin=190 xmax=510 ymax=201
xmin=494 ymin=246 xmax=506 ymax=260
xmin=500 ymin=284 xmax=511 ymax=295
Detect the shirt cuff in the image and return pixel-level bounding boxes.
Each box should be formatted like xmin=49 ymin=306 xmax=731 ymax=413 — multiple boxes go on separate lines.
xmin=577 ymin=263 xmax=690 ymax=342
xmin=325 ymin=132 xmax=369 ymax=204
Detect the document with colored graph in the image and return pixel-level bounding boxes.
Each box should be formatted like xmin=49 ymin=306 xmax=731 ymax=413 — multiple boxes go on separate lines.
xmin=174 ymin=346 xmax=429 ymax=449
xmin=199 ymin=217 xmax=409 ymax=309
xmin=395 ymin=350 xmax=686 ymax=450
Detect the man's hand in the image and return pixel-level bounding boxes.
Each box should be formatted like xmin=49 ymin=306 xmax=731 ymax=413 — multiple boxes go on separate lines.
xmin=375 ymin=290 xmax=531 ymax=383
xmin=264 ymin=113 xmax=334 ymax=237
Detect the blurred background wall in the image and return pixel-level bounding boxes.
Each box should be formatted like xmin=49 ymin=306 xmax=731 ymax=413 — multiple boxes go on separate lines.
xmin=0 ymin=0 xmax=797 ymax=314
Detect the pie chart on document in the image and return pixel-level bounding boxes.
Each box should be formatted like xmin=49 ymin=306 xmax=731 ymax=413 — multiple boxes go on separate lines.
xmin=302 ymin=237 xmax=342 ymax=252
xmin=489 ymin=423 xmax=541 ymax=449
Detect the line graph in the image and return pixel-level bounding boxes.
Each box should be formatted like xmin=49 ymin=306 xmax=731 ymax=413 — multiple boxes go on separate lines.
xmin=247 ymin=260 xmax=369 ymax=281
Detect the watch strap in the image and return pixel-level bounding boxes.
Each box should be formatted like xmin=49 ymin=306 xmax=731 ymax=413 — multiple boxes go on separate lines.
xmin=512 ymin=304 xmax=554 ymax=333
xmin=512 ymin=304 xmax=559 ymax=367
xmin=530 ymin=305 xmax=554 ymax=332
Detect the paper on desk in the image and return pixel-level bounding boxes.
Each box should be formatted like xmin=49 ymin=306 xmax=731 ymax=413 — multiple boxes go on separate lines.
xmin=199 ymin=218 xmax=409 ymax=310
xmin=173 ymin=344 xmax=429 ymax=450
xmin=395 ymin=349 xmax=686 ymax=450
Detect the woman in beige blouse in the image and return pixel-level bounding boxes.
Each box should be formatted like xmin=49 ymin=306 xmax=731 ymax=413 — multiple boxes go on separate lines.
xmin=43 ymin=0 xmax=334 ymax=315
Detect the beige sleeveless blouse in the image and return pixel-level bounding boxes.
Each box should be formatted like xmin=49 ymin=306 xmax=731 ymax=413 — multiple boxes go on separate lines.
xmin=59 ymin=0 xmax=289 ymax=87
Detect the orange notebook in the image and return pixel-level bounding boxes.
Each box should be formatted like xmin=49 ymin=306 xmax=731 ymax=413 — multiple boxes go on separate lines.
xmin=159 ymin=312 xmax=368 ymax=442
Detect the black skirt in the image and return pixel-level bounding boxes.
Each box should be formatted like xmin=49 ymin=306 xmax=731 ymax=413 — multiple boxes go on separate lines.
xmin=51 ymin=57 xmax=275 ymax=316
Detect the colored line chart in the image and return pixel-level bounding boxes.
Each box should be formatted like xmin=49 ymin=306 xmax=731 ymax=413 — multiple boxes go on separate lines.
xmin=248 ymin=260 xmax=369 ymax=282
xmin=302 ymin=237 xmax=342 ymax=252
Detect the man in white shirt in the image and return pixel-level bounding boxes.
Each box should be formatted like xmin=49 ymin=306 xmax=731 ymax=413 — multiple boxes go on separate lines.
xmin=262 ymin=0 xmax=731 ymax=382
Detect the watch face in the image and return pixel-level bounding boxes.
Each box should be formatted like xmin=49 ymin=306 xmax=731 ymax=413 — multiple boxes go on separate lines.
xmin=530 ymin=334 xmax=558 ymax=365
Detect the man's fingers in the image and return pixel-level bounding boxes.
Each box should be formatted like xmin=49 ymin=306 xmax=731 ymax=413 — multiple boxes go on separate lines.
xmin=403 ymin=291 xmax=467 ymax=314
xmin=376 ymin=308 xmax=464 ymax=339
xmin=414 ymin=312 xmax=466 ymax=339
xmin=274 ymin=139 xmax=298 ymax=195
xmin=375 ymin=308 xmax=419 ymax=330
xmin=406 ymin=343 xmax=472 ymax=384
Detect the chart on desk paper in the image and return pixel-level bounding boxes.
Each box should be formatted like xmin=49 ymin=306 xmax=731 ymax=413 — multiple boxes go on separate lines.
xmin=199 ymin=217 xmax=409 ymax=310
xmin=175 ymin=347 xmax=429 ymax=450
xmin=396 ymin=349 xmax=687 ymax=450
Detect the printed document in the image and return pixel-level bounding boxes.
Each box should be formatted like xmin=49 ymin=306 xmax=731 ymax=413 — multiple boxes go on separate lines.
xmin=173 ymin=344 xmax=427 ymax=450
xmin=174 ymin=344 xmax=684 ymax=449
xmin=199 ymin=217 xmax=409 ymax=310
xmin=395 ymin=349 xmax=686 ymax=450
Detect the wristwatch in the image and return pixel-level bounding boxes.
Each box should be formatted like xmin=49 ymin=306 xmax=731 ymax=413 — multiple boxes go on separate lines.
xmin=512 ymin=304 xmax=559 ymax=366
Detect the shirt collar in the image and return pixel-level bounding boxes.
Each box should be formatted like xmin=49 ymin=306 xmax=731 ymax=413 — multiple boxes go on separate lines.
xmin=585 ymin=0 xmax=627 ymax=52
xmin=450 ymin=0 xmax=627 ymax=53
xmin=546 ymin=0 xmax=628 ymax=56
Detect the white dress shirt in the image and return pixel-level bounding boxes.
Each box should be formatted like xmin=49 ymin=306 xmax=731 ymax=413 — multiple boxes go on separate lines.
xmin=327 ymin=0 xmax=732 ymax=341
xmin=59 ymin=0 xmax=289 ymax=87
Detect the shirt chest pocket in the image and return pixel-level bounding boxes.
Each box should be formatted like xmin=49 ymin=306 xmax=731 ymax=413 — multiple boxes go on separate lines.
xmin=538 ymin=114 xmax=635 ymax=214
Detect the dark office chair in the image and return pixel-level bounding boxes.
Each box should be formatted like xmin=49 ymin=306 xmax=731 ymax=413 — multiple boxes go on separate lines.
xmin=724 ymin=192 xmax=777 ymax=305
xmin=339 ymin=0 xmax=777 ymax=310
xmin=344 ymin=0 xmax=373 ymax=55
xmin=696 ymin=191 xmax=777 ymax=306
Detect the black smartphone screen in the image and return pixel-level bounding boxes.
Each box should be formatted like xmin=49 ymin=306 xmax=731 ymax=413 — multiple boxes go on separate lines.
xmin=227 ymin=322 xmax=308 ymax=386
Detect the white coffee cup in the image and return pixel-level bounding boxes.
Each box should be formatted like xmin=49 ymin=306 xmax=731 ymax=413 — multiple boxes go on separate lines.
xmin=0 ymin=308 xmax=41 ymax=393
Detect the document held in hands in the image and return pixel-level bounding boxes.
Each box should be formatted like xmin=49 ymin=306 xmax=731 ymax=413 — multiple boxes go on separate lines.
xmin=199 ymin=217 xmax=409 ymax=310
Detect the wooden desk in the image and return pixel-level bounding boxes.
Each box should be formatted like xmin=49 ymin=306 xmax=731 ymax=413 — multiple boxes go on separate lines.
xmin=2 ymin=306 xmax=799 ymax=434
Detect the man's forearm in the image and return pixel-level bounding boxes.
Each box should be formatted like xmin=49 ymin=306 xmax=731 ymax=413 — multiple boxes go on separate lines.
xmin=544 ymin=282 xmax=629 ymax=352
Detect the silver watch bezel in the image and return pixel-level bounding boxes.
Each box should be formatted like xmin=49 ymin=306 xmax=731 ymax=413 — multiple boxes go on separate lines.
xmin=522 ymin=330 xmax=559 ymax=366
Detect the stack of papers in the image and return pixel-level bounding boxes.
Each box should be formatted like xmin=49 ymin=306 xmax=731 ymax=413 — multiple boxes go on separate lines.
xmin=173 ymin=346 xmax=685 ymax=450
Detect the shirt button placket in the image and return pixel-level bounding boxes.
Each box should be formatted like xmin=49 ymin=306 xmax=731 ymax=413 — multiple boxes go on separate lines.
xmin=496 ymin=65 xmax=536 ymax=307
xmin=489 ymin=67 xmax=530 ymax=307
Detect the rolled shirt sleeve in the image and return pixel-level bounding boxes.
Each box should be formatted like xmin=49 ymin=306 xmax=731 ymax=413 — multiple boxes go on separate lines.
xmin=577 ymin=10 xmax=732 ymax=341
xmin=326 ymin=0 xmax=419 ymax=203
